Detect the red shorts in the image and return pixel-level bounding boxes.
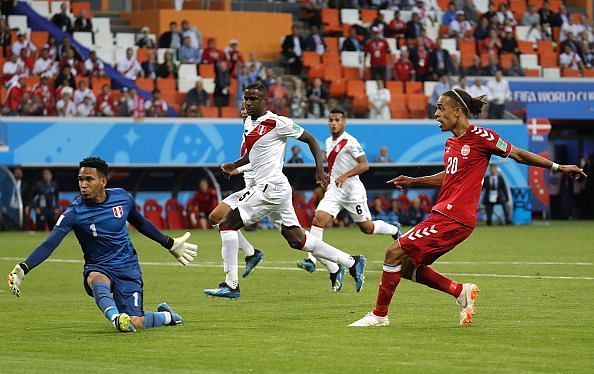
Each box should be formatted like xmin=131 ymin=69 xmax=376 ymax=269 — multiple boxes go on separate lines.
xmin=398 ymin=213 xmax=474 ymax=266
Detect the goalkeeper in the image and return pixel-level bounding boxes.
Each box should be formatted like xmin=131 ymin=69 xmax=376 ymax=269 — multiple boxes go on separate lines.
xmin=7 ymin=157 xmax=198 ymax=333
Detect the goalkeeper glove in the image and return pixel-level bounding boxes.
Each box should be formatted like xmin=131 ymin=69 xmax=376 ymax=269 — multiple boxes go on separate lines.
xmin=166 ymin=232 xmax=198 ymax=266
xmin=8 ymin=263 xmax=28 ymax=297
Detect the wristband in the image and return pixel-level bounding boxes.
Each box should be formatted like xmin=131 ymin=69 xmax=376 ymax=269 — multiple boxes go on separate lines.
xmin=550 ymin=162 xmax=559 ymax=172
xmin=161 ymin=236 xmax=174 ymax=250
xmin=19 ymin=262 xmax=30 ymax=275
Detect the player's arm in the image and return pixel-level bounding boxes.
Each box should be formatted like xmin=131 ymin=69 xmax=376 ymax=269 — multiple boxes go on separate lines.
xmin=387 ymin=171 xmax=446 ymax=190
xmin=224 ymin=162 xmax=252 ymax=176
xmin=127 ymin=207 xmax=197 ymax=266
xmin=335 ymin=155 xmax=369 ymax=187
xmin=221 ymin=152 xmax=250 ymax=176
xmin=7 ymin=211 xmax=74 ymax=297
xmin=298 ymin=130 xmax=330 ymax=189
xmin=509 ymin=146 xmax=587 ymax=179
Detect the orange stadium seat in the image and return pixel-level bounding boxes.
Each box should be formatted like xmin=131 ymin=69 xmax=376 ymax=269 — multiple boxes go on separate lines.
xmin=549 ymin=0 xmax=562 ymax=12
xmin=201 ymin=106 xmax=219 ymax=117
xmin=137 ymin=48 xmax=154 ymax=63
xmin=351 ymin=94 xmax=369 ymax=116
xmin=386 ymin=81 xmax=404 ymax=96
xmin=518 ymin=40 xmax=535 ymax=54
xmin=537 ymin=40 xmax=555 ymax=53
xmin=407 ymin=94 xmax=428 ymax=119
xmin=157 ymin=77 xmax=177 ymax=92
xmin=360 ymin=9 xmax=377 ymax=24
xmin=561 ymin=68 xmax=581 ymax=77
xmin=343 ymin=67 xmax=361 ymax=80
xmin=460 ymin=53 xmax=477 ymax=68
xmin=308 ymin=64 xmax=325 ymax=81
xmin=584 ymin=69 xmax=594 ymax=77
xmin=91 ymin=76 xmax=110 ymax=90
xmin=198 ymin=64 xmax=215 ymax=78
xmin=439 ymin=25 xmax=449 ymax=38
xmin=324 ymin=65 xmax=342 ymax=81
xmin=74 ymin=75 xmax=88 ymax=87
xmin=30 ymin=31 xmax=49 ymax=49
xmin=552 ymin=26 xmax=561 ymax=42
xmin=322 ymin=9 xmax=342 ymax=35
xmin=500 ymin=54 xmax=514 ymax=70
xmin=390 ymin=93 xmax=408 ymax=118
xmin=405 ymin=81 xmax=423 ymax=94
xmin=330 ymin=78 xmax=347 ymax=97
xmin=325 ymin=37 xmax=339 ymax=53
xmin=136 ymin=78 xmax=154 ymax=92
xmin=539 ymin=52 xmax=558 ymax=68
xmin=221 ymin=106 xmax=239 ymax=118
xmin=458 ymin=40 xmax=476 ymax=56
xmin=25 ymin=76 xmax=40 ymax=88
xmin=71 ymin=2 xmax=92 ymax=17
xmin=346 ymin=80 xmax=364 ymax=97
xmin=302 ymin=51 xmax=321 ymax=68
xmin=322 ymin=51 xmax=340 ymax=65
xmin=510 ymin=0 xmax=527 ymax=21
xmin=524 ymin=68 xmax=540 ymax=77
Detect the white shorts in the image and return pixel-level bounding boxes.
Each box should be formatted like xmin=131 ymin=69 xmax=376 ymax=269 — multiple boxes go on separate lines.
xmin=222 ymin=188 xmax=248 ymax=210
xmin=316 ymin=186 xmax=371 ymax=223
xmin=237 ymin=182 xmax=301 ymax=227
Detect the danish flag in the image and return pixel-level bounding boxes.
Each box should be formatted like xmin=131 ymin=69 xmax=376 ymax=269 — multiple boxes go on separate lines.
xmin=526 ymin=118 xmax=551 ymax=135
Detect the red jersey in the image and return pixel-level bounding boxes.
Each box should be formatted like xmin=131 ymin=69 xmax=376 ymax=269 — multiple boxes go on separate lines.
xmin=191 ymin=188 xmax=218 ymax=214
xmin=432 ymin=125 xmax=513 ymax=228
xmin=394 ymin=60 xmax=414 ymax=81
xmin=201 ymin=48 xmax=225 ymax=65
xmin=364 ymin=38 xmax=390 ymax=66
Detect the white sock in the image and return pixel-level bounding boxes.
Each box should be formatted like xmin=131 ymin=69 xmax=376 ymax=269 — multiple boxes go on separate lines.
xmin=237 ymin=230 xmax=255 ymax=256
xmin=162 ymin=311 xmax=172 ymax=325
xmin=308 ymin=226 xmax=339 ymax=273
xmin=372 ymin=220 xmax=399 ymax=235
xmin=302 ymin=231 xmax=355 ymax=268
xmin=220 ymin=230 xmax=239 ymax=289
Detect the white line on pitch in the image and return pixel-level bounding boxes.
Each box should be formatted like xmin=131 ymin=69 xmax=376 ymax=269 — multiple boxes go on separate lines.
xmin=1 ymin=257 xmax=593 ymax=281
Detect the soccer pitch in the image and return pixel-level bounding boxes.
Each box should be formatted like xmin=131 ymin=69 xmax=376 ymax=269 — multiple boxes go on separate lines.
xmin=1 ymin=222 xmax=593 ymax=373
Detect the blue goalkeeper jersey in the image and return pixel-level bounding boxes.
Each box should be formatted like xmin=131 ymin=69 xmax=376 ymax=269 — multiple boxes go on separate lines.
xmin=24 ymin=188 xmax=169 ymax=271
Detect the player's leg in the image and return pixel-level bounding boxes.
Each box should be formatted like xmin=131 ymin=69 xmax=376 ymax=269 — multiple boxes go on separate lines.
xmin=485 ymin=203 xmax=494 ymax=225
xmin=297 ymin=209 xmax=339 ymax=274
xmin=85 ymin=270 xmax=134 ymax=332
xmin=211 ymin=198 xmax=261 ymax=261
xmin=347 ymin=199 xmax=401 ymax=239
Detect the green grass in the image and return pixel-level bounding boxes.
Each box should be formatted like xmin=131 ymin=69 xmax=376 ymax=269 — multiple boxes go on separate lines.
xmin=1 ymin=222 xmax=593 ymax=373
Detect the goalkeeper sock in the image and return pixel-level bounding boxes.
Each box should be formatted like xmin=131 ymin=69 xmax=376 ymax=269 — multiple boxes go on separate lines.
xmin=91 ymin=281 xmax=119 ymax=322
xmin=221 ymin=230 xmax=239 ymax=289
xmin=143 ymin=312 xmax=172 ymax=328
xmin=309 ymin=226 xmax=339 ymax=273
xmin=237 ymin=230 xmax=255 ymax=257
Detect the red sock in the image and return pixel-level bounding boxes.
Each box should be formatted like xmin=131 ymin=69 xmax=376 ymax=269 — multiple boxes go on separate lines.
xmin=373 ymin=271 xmax=401 ymax=317
xmin=415 ymin=266 xmax=462 ymax=297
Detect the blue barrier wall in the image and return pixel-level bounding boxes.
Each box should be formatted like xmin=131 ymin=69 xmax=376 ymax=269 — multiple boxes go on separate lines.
xmin=0 ymin=118 xmax=528 ymax=186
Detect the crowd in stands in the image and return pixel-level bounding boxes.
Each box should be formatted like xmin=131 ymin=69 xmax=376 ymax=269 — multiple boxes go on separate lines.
xmin=1 ymin=1 xmax=594 ymax=119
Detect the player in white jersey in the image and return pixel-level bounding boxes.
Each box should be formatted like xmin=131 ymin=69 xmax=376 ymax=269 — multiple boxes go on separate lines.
xmin=207 ymin=102 xmax=265 ymax=279
xmin=203 ymin=82 xmax=366 ymax=299
xmin=296 ymin=109 xmax=401 ymax=291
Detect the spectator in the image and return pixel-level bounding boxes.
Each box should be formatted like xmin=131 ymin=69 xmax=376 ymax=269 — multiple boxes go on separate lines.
xmin=120 ymin=87 xmax=145 ymax=118
xmin=551 ymin=4 xmax=569 ymax=28
xmin=224 ymin=39 xmax=244 ymax=77
xmin=140 ymin=50 xmax=158 ymax=79
xmin=158 ymin=21 xmax=182 ymax=49
xmin=201 ymin=38 xmax=225 ymax=65
xmin=262 ymin=67 xmax=277 ymax=88
xmin=521 ymin=4 xmax=541 ymax=26
xmin=303 ymin=0 xmax=323 ymax=29
xmin=32 ymin=77 xmax=56 ymax=115
xmin=560 ymin=32 xmax=582 ymax=59
xmin=183 ymin=79 xmax=209 ymax=115
xmin=56 ymin=86 xmax=76 ymax=117
xmin=482 ymin=51 xmax=502 ymax=76
xmin=177 ymin=35 xmax=201 ymax=64
xmin=468 ymin=77 xmax=491 ymax=101
xmin=185 ymin=104 xmax=201 ymax=118
xmin=289 ymin=76 xmax=307 ymax=118
xmin=374 ymin=146 xmax=393 ymax=163
xmin=453 ymin=75 xmax=470 ymax=91
xmin=304 ymin=25 xmax=326 ymax=54
xmin=267 ymin=78 xmax=289 ymax=116
xmin=73 ymin=79 xmax=96 ymax=106
xmin=474 ymin=16 xmax=492 ymax=40
xmin=482 ymin=28 xmax=502 ymax=55
xmin=405 ymin=12 xmax=423 ymax=39
xmin=526 ymin=23 xmax=546 ymax=43
xmin=0 ymin=19 xmax=11 ymax=58
xmin=281 ymin=25 xmax=304 ymax=75
xmin=342 ymin=27 xmax=363 ymax=52
xmin=236 ymin=65 xmax=253 ymax=107
xmin=462 ymin=0 xmax=478 ymax=24
xmin=33 ymin=169 xmax=59 ymax=231
xmin=12 ymin=32 xmax=37 ymax=57
xmin=306 ymin=77 xmax=328 ymax=119
xmin=449 ymin=10 xmax=472 ymax=39
xmin=4 ymin=75 xmax=26 ymax=114
xmin=387 ymin=10 xmax=407 ymax=39
xmin=76 ymin=96 xmax=95 ymax=117
xmin=394 ymin=48 xmax=415 ymax=82
xmin=96 ymin=84 xmax=118 ymax=116
xmin=496 ymin=3 xmax=516 ymax=26
xmin=181 ymin=19 xmax=202 ymax=50
xmin=2 ymin=53 xmax=25 ymax=82
xmin=501 ymin=26 xmax=519 ymax=54
xmin=1 ymin=0 xmax=16 ymax=17
xmin=136 ymin=26 xmax=156 ymax=48
xmin=370 ymin=12 xmax=388 ymax=35
xmin=60 ymin=48 xmax=82 ymax=76
xmin=410 ymin=38 xmax=430 ymax=81
xmin=84 ymin=50 xmax=105 ymax=77
xmin=20 ymin=92 xmax=43 ymax=116
xmin=188 ymin=179 xmax=218 ymax=230
xmin=54 ymin=66 xmax=76 ymax=90
xmin=442 ymin=2 xmax=457 ymax=26
xmin=429 ymin=74 xmax=451 ymax=117
xmin=463 ymin=54 xmax=482 ymax=76
xmin=370 ymin=197 xmax=387 ymax=221
xmin=582 ymin=40 xmax=594 ymax=69
xmin=145 ymin=89 xmax=168 ymax=117
xmin=559 ymin=44 xmax=585 ymax=71
xmin=74 ymin=8 xmax=92 ymax=32
xmin=506 ymin=60 xmax=525 ymax=77
xmin=429 ymin=38 xmax=453 ymax=79
xmin=57 ymin=36 xmax=80 ymax=61
xmin=365 ymin=27 xmax=391 ymax=82
xmin=51 ymin=2 xmax=73 ymax=33
xmin=12 ymin=167 xmax=32 ymax=228
xmin=214 ymin=61 xmax=231 ymax=108
xmin=157 ymin=51 xmax=178 ymax=78
xmin=117 ymin=47 xmax=143 ymax=80
xmin=487 ymin=70 xmax=511 ymax=119
xmin=44 ymin=35 xmax=58 ymax=61
xmin=245 ymin=51 xmax=266 ymax=80
xmin=538 ymin=0 xmax=554 ymax=27
xmin=287 ymin=145 xmax=304 ymax=164
xmin=407 ymin=198 xmax=425 ymax=225
xmin=368 ymin=80 xmax=391 ymax=120
xmin=482 ymin=164 xmax=511 ymax=225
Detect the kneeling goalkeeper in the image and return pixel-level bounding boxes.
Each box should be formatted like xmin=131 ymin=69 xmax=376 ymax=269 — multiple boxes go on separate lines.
xmin=7 ymin=157 xmax=198 ymax=332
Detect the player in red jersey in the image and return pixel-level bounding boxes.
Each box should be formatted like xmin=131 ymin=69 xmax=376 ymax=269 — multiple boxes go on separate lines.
xmin=349 ymin=88 xmax=587 ymax=327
